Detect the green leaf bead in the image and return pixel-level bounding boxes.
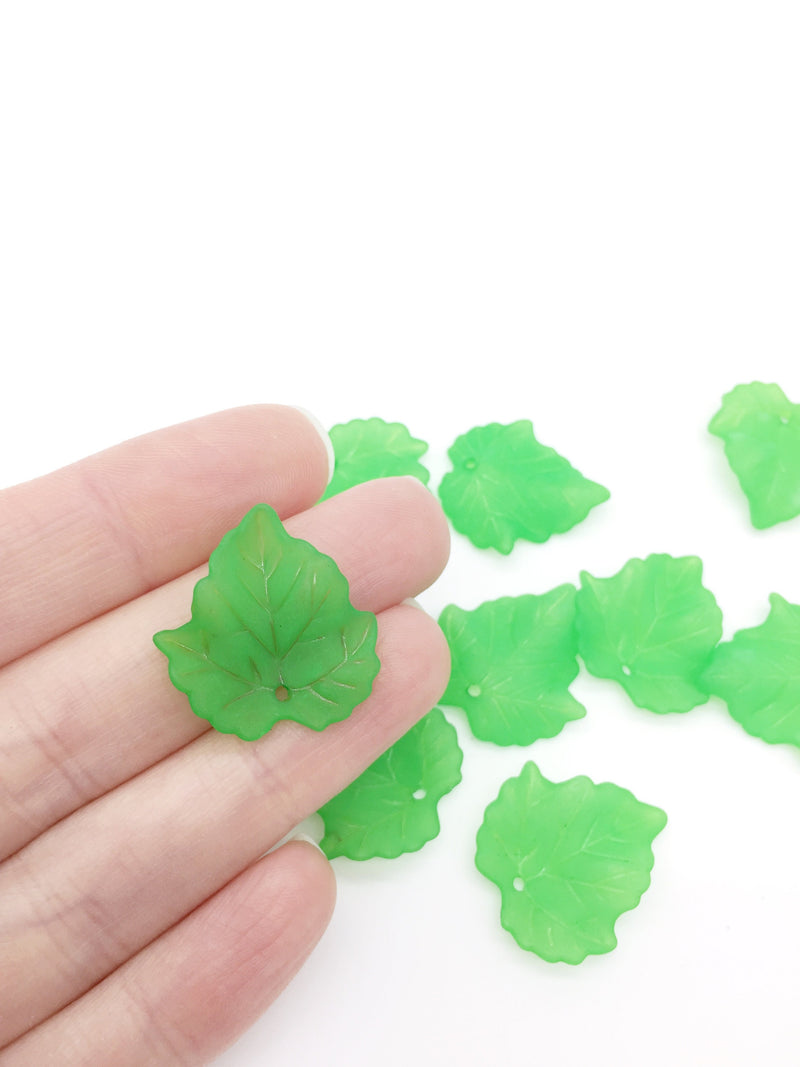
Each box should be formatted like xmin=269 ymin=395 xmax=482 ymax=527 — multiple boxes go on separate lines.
xmin=154 ymin=503 xmax=380 ymax=741
xmin=439 ymin=587 xmax=585 ymax=746
xmin=475 ymin=762 xmax=667 ymax=964
xmin=709 ymin=381 xmax=800 ymax=529
xmin=576 ymin=554 xmax=723 ymax=714
xmin=438 ymin=420 xmax=609 ymax=554
xmin=321 ymin=417 xmax=430 ymax=500
xmin=319 ymin=708 xmax=463 ymax=860
xmin=701 ymin=593 xmax=800 ymax=748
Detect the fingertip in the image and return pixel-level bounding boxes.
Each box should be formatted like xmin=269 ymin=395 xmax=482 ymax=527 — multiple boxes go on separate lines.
xmin=290 ymin=407 xmax=336 ymax=487
xmin=371 ymin=601 xmax=453 ymax=731
xmin=279 ymin=838 xmax=338 ymax=922
xmin=397 ymin=474 xmax=452 ymax=572
xmin=288 ymin=474 xmax=450 ymax=614
xmin=394 ymin=599 xmax=452 ymax=704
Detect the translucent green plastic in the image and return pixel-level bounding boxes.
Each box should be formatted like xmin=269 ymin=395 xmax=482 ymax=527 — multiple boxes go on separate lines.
xmin=321 ymin=417 xmax=430 ymax=500
xmin=709 ymin=381 xmax=800 ymax=529
xmin=438 ymin=420 xmax=609 ymax=554
xmin=153 ymin=504 xmax=380 ymax=741
xmin=438 ymin=587 xmax=585 ymax=745
xmin=319 ymin=708 xmax=463 ymax=859
xmin=702 ymin=593 xmax=800 ymax=748
xmin=475 ymin=762 xmax=667 ymax=964
xmin=576 ymin=554 xmax=723 ymax=713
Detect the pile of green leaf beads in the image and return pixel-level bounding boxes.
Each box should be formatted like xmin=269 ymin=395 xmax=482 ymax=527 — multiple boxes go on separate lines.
xmin=311 ymin=383 xmax=800 ymax=964
xmin=154 ymin=383 xmax=800 ymax=965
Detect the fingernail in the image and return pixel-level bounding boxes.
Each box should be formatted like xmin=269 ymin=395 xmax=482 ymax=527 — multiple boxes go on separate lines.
xmin=292 ymin=407 xmax=336 ymax=486
xmin=402 ymin=597 xmax=426 ymax=612
xmin=290 ymin=831 xmax=326 ymax=854
xmin=401 ymin=474 xmax=432 ymax=491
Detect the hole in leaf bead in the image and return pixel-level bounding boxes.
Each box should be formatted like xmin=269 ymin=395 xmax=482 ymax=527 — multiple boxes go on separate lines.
xmin=512 ymin=876 xmax=525 ymax=892
xmin=464 ymin=458 xmax=478 ymax=470
xmin=467 ymin=683 xmax=482 ymax=698
xmin=621 ymin=665 xmax=632 ymax=677
xmin=274 ymin=685 xmax=290 ymax=702
xmin=412 ymin=788 xmax=427 ymax=801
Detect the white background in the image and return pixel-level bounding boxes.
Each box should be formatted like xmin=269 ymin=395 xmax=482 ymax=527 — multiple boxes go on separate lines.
xmin=2 ymin=4 xmax=800 ymax=1065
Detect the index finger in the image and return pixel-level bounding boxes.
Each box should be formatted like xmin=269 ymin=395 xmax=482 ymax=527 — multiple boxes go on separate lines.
xmin=0 ymin=405 xmax=333 ymax=667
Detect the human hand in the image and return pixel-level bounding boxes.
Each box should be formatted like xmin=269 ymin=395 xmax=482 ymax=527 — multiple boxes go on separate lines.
xmin=0 ymin=405 xmax=450 ymax=1065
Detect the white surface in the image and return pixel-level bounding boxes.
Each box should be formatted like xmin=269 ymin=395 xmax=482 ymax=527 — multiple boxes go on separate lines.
xmin=2 ymin=4 xmax=800 ymax=1065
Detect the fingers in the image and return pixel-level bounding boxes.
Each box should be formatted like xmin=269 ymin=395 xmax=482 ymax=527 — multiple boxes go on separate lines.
xmin=0 ymin=476 xmax=450 ymax=860
xmin=0 ymin=842 xmax=335 ymax=1067
xmin=0 ymin=603 xmax=450 ymax=1046
xmin=0 ymin=405 xmax=332 ymax=668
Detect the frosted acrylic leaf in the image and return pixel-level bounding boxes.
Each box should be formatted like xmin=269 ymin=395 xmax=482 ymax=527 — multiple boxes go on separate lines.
xmin=576 ymin=554 xmax=723 ymax=713
xmin=708 ymin=381 xmax=794 ymax=434
xmin=153 ymin=504 xmax=380 ymax=741
xmin=438 ymin=420 xmax=609 ymax=554
xmin=701 ymin=593 xmax=800 ymax=748
xmin=319 ymin=708 xmax=463 ymax=859
xmin=709 ymin=381 xmax=800 ymax=529
xmin=439 ymin=587 xmax=585 ymax=745
xmin=321 ymin=417 xmax=430 ymax=500
xmin=475 ymin=762 xmax=667 ymax=964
